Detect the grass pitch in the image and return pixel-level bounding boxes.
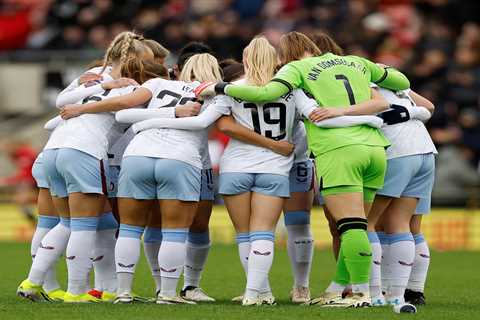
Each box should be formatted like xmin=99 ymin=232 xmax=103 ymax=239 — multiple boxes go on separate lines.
xmin=1 ymin=242 xmax=478 ymax=320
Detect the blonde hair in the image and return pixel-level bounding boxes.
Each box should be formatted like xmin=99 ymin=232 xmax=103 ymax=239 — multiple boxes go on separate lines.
xmin=144 ymin=39 xmax=170 ymax=59
xmin=179 ymin=53 xmax=222 ymax=82
xmin=243 ymin=36 xmax=277 ymax=86
xmin=101 ymin=31 xmax=149 ymax=72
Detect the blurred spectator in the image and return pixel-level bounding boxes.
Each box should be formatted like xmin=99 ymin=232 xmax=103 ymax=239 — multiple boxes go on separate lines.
xmin=0 ymin=139 xmax=38 ymax=225
xmin=1 ymin=0 xmax=480 ymax=206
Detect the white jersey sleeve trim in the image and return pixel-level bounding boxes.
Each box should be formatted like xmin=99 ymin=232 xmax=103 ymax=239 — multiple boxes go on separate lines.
xmin=408 ymin=106 xmax=432 ymax=122
xmin=132 ymin=104 xmax=222 ymax=133
xmin=116 ymin=107 xmax=176 ymax=123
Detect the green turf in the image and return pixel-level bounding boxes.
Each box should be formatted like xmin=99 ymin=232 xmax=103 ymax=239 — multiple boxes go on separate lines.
xmin=1 ymin=242 xmax=478 ymax=319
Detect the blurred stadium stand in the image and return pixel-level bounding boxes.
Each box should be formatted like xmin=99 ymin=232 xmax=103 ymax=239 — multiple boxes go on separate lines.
xmin=1 ymin=0 xmax=480 ymax=207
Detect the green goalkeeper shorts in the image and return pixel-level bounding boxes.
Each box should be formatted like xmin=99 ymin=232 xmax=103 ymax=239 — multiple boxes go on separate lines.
xmin=315 ymin=145 xmax=387 ymax=202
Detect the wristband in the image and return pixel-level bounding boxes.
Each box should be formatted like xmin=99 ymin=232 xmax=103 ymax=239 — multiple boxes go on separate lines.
xmin=214 ymin=82 xmax=230 ymax=94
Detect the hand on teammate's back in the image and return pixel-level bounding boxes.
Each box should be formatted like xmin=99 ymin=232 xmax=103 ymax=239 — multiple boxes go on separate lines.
xmin=268 ymin=140 xmax=295 ymax=157
xmin=175 ymin=101 xmax=202 ymax=117
xmin=101 ymin=78 xmax=139 ymax=90
xmin=60 ymin=104 xmax=83 ymax=119
xmin=78 ymin=72 xmax=103 ymax=85
xmin=308 ymin=107 xmax=346 ymax=122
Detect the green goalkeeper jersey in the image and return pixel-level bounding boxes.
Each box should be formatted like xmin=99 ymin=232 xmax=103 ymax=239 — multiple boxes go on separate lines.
xmin=225 ymin=53 xmax=411 ymax=155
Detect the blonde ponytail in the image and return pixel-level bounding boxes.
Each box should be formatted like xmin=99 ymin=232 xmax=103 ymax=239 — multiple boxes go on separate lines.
xmin=101 ymin=31 xmax=148 ymax=72
xmin=243 ymin=37 xmax=277 ymax=86
xmin=179 ymin=53 xmax=222 ymax=82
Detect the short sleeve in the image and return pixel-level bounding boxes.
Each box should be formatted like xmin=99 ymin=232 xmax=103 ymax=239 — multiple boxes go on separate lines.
xmin=272 ymin=63 xmax=303 ymax=91
xmin=141 ymin=78 xmax=163 ymax=95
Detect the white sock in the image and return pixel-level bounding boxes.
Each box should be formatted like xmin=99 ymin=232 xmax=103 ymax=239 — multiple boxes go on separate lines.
xmin=245 ymin=232 xmax=275 ymax=300
xmin=143 ymin=227 xmax=162 ymax=294
xmin=30 ymin=215 xmax=61 ymax=292
xmin=408 ymin=234 xmax=430 ymax=292
xmin=378 ymin=232 xmax=391 ymax=293
xmin=115 ymin=224 xmax=144 ymax=294
xmin=92 ymin=212 xmax=118 ymax=293
xmin=284 ymin=211 xmax=313 ymax=288
xmin=159 ymin=229 xmax=188 ymax=297
xmin=387 ymin=233 xmax=415 ymax=304
xmin=28 ymin=218 xmax=70 ymax=285
xmin=236 ymin=233 xmax=250 ymax=277
xmin=184 ymin=231 xmax=211 ymax=289
xmin=326 ymin=281 xmax=346 ymax=294
xmin=368 ymin=231 xmax=382 ymax=298
xmin=93 ymin=229 xmax=117 ymax=292
xmin=66 ymin=217 xmax=98 ymax=295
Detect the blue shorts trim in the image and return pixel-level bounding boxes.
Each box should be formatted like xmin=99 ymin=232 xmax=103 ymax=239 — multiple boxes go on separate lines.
xmin=43 ymin=148 xmax=107 ymax=198
xmin=200 ymin=168 xmax=215 ymax=201
xmin=117 ymin=157 xmax=201 ymax=201
xmin=219 ymin=173 xmax=289 ymax=197
xmin=289 ymin=161 xmax=314 ymax=193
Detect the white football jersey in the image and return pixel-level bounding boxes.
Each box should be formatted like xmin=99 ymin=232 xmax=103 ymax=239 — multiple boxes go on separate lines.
xmin=214 ymin=81 xmax=317 ymax=176
xmin=107 ymin=125 xmax=135 ymax=166
xmin=292 ymin=121 xmax=309 ymax=163
xmin=44 ymin=85 xmax=136 ymax=160
xmin=378 ymin=88 xmax=437 ymax=159
xmin=123 ymin=78 xmax=211 ymax=169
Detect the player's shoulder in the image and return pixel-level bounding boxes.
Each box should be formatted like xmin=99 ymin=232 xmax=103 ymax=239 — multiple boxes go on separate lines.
xmin=85 ymin=65 xmax=111 ymax=75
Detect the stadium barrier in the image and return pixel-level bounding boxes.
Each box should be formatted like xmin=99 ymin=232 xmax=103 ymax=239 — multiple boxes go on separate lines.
xmin=1 ymin=204 xmax=479 ymax=251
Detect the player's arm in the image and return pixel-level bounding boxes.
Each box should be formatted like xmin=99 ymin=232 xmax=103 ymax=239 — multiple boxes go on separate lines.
xmin=56 ymin=78 xmax=137 ymax=108
xmin=408 ymin=90 xmax=435 ymax=114
xmin=116 ymin=101 xmax=202 ymax=123
xmin=60 ymin=88 xmax=152 ymax=119
xmin=132 ymin=104 xmax=223 ymax=133
xmin=360 ymin=58 xmax=410 ymax=90
xmin=44 ymin=116 xmax=62 ymax=131
xmin=198 ymin=64 xmax=301 ymax=102
xmin=216 ymin=116 xmax=294 ymax=156
xmin=308 ymin=88 xmax=389 ymax=121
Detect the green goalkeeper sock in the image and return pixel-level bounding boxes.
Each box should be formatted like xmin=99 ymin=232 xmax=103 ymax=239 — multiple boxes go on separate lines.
xmin=333 ymin=246 xmax=350 ymax=286
xmin=337 ymin=218 xmax=371 ymax=285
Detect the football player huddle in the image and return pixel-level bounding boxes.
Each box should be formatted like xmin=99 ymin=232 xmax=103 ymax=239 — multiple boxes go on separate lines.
xmin=17 ymin=30 xmax=434 ymax=310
